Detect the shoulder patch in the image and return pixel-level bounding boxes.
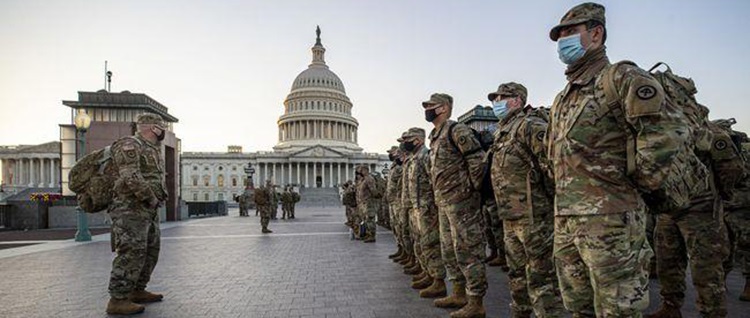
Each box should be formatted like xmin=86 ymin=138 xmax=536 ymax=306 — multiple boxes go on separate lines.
xmin=714 ymin=139 xmax=728 ymax=151
xmin=636 ymin=85 xmax=657 ymax=100
xmin=536 ymin=131 xmax=546 ymax=141
xmin=458 ymin=136 xmax=467 ymax=145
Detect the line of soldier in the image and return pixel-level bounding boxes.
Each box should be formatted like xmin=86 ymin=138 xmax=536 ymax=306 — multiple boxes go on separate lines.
xmin=377 ymin=3 xmax=750 ymax=318
xmin=341 ymin=166 xmax=387 ymax=243
xmin=243 ymin=181 xmax=301 ymax=233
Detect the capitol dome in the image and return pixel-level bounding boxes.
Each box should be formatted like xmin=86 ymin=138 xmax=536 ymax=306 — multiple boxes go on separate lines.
xmin=274 ymin=27 xmax=361 ymax=153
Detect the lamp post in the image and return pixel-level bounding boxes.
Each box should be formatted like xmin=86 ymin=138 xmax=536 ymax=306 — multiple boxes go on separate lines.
xmin=74 ymin=109 xmax=92 ymax=242
xmin=381 ymin=163 xmax=389 ymax=178
xmin=243 ymin=163 xmax=256 ymax=190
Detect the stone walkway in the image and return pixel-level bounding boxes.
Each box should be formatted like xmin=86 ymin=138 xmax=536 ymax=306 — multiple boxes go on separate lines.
xmin=0 ymin=206 xmax=747 ymax=317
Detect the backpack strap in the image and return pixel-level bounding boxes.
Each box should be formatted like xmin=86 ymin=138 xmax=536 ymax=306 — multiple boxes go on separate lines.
xmin=601 ymin=61 xmax=638 ymax=176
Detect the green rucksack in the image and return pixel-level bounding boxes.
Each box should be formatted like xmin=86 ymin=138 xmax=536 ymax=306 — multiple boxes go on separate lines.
xmin=371 ymin=174 xmax=386 ymax=199
xmin=68 ymin=146 xmax=118 ymax=213
xmin=602 ymin=61 xmax=743 ymax=212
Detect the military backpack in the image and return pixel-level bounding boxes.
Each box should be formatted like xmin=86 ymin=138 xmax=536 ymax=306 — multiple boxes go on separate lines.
xmin=370 ymin=174 xmax=386 ymax=199
xmin=601 ymin=61 xmax=744 ymax=213
xmin=68 ymin=138 xmax=141 ymax=213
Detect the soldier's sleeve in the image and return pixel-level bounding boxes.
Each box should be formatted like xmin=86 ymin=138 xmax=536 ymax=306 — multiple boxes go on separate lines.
xmin=708 ymin=124 xmax=746 ymax=199
xmin=524 ymin=118 xmax=552 ymax=176
xmin=615 ymin=64 xmax=676 ymax=191
xmin=111 ymin=138 xmax=157 ymax=204
xmin=452 ymin=124 xmax=486 ymax=191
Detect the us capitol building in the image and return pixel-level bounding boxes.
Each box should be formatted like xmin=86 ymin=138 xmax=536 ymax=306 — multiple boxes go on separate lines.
xmin=181 ymin=28 xmax=389 ymax=202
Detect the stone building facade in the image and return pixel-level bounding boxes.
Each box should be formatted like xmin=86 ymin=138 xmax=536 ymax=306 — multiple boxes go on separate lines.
xmin=181 ymin=28 xmax=389 ymax=202
xmin=0 ymin=142 xmax=61 ymax=195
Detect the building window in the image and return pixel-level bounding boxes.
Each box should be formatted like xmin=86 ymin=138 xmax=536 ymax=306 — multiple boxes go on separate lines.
xmin=192 ymin=176 xmax=198 ymax=186
xmin=218 ymin=193 xmax=224 ymax=201
xmin=232 ymin=166 xmax=237 ymax=171
xmin=204 ymin=166 xmax=209 ymax=171
xmin=204 ymin=193 xmax=209 ymax=201
xmin=203 ymin=175 xmax=210 ymax=187
xmin=232 ymin=178 xmax=237 ymax=187
xmin=193 ymin=193 xmax=198 ymax=201
xmin=218 ymin=166 xmax=223 ymax=171
xmin=193 ymin=166 xmax=197 ymax=171
xmin=218 ymin=175 xmax=225 ymax=187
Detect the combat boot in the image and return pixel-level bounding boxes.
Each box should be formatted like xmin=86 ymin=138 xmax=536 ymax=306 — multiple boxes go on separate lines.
xmin=740 ymin=278 xmax=750 ymax=301
xmin=412 ymin=271 xmax=428 ymax=283
xmin=128 ymin=289 xmax=163 ymax=303
xmin=412 ymin=275 xmax=433 ymax=289
xmin=484 ymin=249 xmax=498 ymax=263
xmin=645 ymin=303 xmax=682 ymax=318
xmin=398 ymin=255 xmax=412 ymax=265
xmin=404 ymin=264 xmax=422 ymax=275
xmin=393 ymin=250 xmax=407 ymax=262
xmin=388 ymin=246 xmax=403 ymax=259
xmin=487 ymin=256 xmax=509 ymax=272
xmin=363 ymin=238 xmax=376 ymax=243
xmin=434 ymin=283 xmax=467 ymax=308
xmin=449 ymin=295 xmax=485 ymax=318
xmin=106 ymin=298 xmax=145 ymax=315
xmin=419 ymin=278 xmax=447 ymax=298
xmin=262 ymin=227 xmax=273 ymax=233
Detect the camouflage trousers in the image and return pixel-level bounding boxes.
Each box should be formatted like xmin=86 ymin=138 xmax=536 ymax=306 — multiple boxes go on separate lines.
xmin=503 ymin=215 xmax=564 ymax=317
xmin=438 ymin=194 xmax=487 ymax=297
xmin=390 ymin=203 xmax=403 ymax=247
xmin=281 ymin=203 xmax=290 ymax=219
xmin=724 ymin=210 xmax=750 ymax=278
xmin=483 ymin=201 xmax=505 ymax=255
xmin=108 ymin=208 xmax=161 ymax=299
xmin=654 ymin=210 xmax=729 ymax=317
xmin=416 ymin=205 xmax=445 ymax=279
xmin=397 ymin=204 xmax=413 ymax=256
xmin=259 ymin=205 xmax=271 ymax=229
xmin=290 ymin=203 xmax=296 ymax=218
xmin=359 ymin=204 xmax=377 ymax=240
xmin=407 ymin=206 xmax=423 ymax=264
xmin=554 ymin=209 xmax=652 ymax=317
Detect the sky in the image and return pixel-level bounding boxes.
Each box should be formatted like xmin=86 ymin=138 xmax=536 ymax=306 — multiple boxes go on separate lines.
xmin=1 ymin=0 xmax=749 ymax=154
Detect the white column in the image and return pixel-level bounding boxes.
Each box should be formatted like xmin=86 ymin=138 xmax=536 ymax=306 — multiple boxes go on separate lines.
xmin=328 ymin=163 xmax=333 ymax=187
xmin=49 ymin=159 xmax=55 ymax=187
xmin=345 ymin=163 xmax=349 ymax=182
xmin=28 ymin=158 xmax=35 ymax=187
xmin=296 ymin=162 xmax=300 ymax=185
xmin=263 ymin=162 xmax=268 ymax=183
xmin=305 ymin=162 xmax=309 ymax=188
xmin=337 ymin=163 xmax=341 ymax=187
xmin=321 ymin=163 xmax=326 ymax=188
xmin=288 ymin=163 xmax=292 ymax=186
xmin=272 ymin=163 xmax=277 ymax=185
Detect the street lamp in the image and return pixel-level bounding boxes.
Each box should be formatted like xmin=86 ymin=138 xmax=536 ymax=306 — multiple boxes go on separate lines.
xmin=243 ymin=163 xmax=256 ymax=190
xmin=381 ymin=163 xmax=389 ymax=178
xmin=74 ymin=109 xmax=92 ymax=242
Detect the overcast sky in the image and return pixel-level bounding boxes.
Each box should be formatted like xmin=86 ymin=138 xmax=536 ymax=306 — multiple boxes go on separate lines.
xmin=1 ymin=0 xmax=748 ymax=154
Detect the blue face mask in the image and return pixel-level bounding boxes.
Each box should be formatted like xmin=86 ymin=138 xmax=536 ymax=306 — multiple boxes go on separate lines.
xmin=492 ymin=100 xmax=508 ymax=119
xmin=557 ymin=33 xmax=586 ymax=65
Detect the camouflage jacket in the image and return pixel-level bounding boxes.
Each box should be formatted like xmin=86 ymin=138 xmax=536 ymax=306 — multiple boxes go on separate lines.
xmin=401 ymin=155 xmax=415 ymax=210
xmin=491 ymin=106 xmax=552 ymax=220
xmin=428 ymin=120 xmax=486 ymax=205
xmin=405 ymin=146 xmax=436 ymax=211
xmin=356 ymin=174 xmax=377 ymax=211
xmin=547 ymin=48 xmax=683 ymax=216
xmin=281 ymin=191 xmax=294 ymax=204
xmin=386 ymin=163 xmax=403 ymax=207
xmin=110 ymin=134 xmax=167 ymax=209
xmin=725 ymin=143 xmax=750 ymax=212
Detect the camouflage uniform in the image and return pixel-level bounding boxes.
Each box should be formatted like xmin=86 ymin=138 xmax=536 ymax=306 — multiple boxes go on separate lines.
xmin=482 ymin=198 xmax=505 ymax=263
xmin=387 ymin=158 xmax=404 ymax=250
xmin=547 ymin=3 xmax=692 ymax=316
xmin=724 ymin=154 xmax=750 ymax=281
xmin=238 ymin=193 xmax=248 ymax=216
xmin=290 ymin=190 xmax=299 ymax=219
xmin=280 ymin=188 xmax=293 ymax=219
xmin=404 ymin=136 xmax=446 ymax=281
xmin=401 ymin=151 xmax=424 ymax=267
xmin=108 ymin=114 xmax=167 ymax=301
xmin=356 ymin=166 xmax=378 ymax=242
xmin=488 ymin=83 xmax=564 ymax=317
xmin=426 ymin=94 xmax=487 ymax=298
xmin=254 ymin=181 xmax=273 ymax=232
xmin=270 ymin=187 xmax=279 ymax=219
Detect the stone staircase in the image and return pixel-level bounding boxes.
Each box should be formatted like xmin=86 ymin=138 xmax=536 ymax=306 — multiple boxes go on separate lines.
xmin=298 ymin=187 xmax=342 ymax=208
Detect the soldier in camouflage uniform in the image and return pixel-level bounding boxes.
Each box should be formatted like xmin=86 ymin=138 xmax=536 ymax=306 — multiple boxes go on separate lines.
xmin=290 ymin=187 xmax=300 ymax=219
xmin=547 ymin=3 xmax=694 ymax=316
xmin=482 ymin=199 xmax=507 ymax=270
xmin=356 ymin=165 xmax=378 ymax=243
xmin=402 ymin=127 xmax=448 ymax=298
xmin=387 ymin=146 xmax=406 ymax=260
xmin=254 ymin=180 xmax=274 ymax=233
xmin=423 ymin=93 xmax=487 ymax=318
xmin=487 ymin=82 xmax=564 ymax=317
xmin=270 ymin=185 xmax=279 ymax=220
xmin=394 ymin=141 xmax=417 ymax=269
xmin=723 ymin=137 xmax=750 ymax=301
xmin=237 ymin=192 xmax=248 ymax=217
xmin=106 ymin=114 xmax=168 ymax=315
xmin=280 ymin=186 xmax=293 ymax=220
xmin=400 ymin=132 xmax=427 ymax=280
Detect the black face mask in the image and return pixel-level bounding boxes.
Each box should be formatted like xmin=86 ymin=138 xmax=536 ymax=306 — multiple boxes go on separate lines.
xmin=395 ymin=158 xmax=403 ymax=165
xmin=403 ymin=142 xmax=416 ymax=152
xmin=388 ymin=154 xmax=395 ymax=161
xmin=154 ymin=127 xmax=166 ymax=141
xmin=425 ymin=109 xmax=438 ymax=122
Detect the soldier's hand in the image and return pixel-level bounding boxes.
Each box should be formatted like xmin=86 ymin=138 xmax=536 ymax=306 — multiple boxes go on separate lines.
xmin=148 ymin=197 xmax=160 ymax=209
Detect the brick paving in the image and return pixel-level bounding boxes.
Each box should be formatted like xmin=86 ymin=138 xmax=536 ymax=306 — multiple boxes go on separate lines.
xmin=0 ymin=206 xmax=748 ymax=317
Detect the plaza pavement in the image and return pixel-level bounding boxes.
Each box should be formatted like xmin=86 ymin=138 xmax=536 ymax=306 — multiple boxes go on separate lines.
xmin=0 ymin=206 xmax=748 ymax=318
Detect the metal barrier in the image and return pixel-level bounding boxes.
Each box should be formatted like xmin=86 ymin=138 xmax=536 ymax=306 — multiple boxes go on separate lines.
xmin=186 ymin=201 xmax=228 ymax=218
xmin=0 ymin=204 xmax=12 ymax=229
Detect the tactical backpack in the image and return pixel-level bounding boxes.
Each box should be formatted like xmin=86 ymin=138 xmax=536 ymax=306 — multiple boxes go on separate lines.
xmin=253 ymin=187 xmax=270 ymax=206
xmin=601 ymin=61 xmax=743 ymax=212
xmin=342 ymin=188 xmax=357 ymax=207
xmin=292 ymin=191 xmax=301 ymax=203
xmin=513 ymin=107 xmax=555 ymax=201
xmin=68 ymin=146 xmax=118 ymax=213
xmin=447 ymin=122 xmax=492 ymax=202
xmin=371 ymin=174 xmax=386 ymax=199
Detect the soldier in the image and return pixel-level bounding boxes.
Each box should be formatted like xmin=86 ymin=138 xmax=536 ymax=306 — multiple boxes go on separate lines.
xmin=723 ymin=136 xmax=750 ymax=301
xmin=387 ymin=146 xmax=406 ymax=260
xmin=270 ymin=185 xmax=279 ymax=220
xmin=402 ymin=127 xmax=448 ymax=299
xmin=423 ymin=93 xmax=487 ymax=317
xmin=547 ymin=3 xmax=690 ymax=316
xmin=290 ymin=186 xmax=300 ymax=219
xmin=254 ymin=180 xmax=274 ymax=233
xmin=487 ymin=82 xmax=564 ymax=317
xmin=237 ymin=193 xmax=247 ymax=217
xmin=280 ymin=186 xmax=293 ymax=220
xmin=106 ymin=113 xmax=168 ymax=315
xmin=401 ymin=131 xmax=427 ymax=281
xmin=355 ymin=165 xmax=378 ymax=243
xmin=342 ymin=180 xmax=359 ymax=235
xmin=394 ymin=141 xmax=417 ymax=269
